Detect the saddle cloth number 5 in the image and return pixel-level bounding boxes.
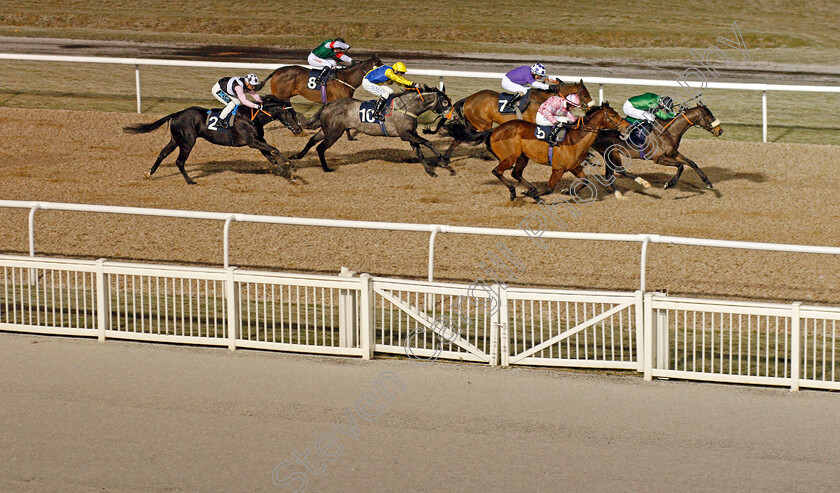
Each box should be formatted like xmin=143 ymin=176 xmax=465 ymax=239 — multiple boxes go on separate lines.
xmin=535 ymin=126 xmax=546 ymax=140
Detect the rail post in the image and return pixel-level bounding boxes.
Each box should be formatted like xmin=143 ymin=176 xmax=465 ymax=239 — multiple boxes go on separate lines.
xmin=639 ymin=235 xmax=651 ymax=292
xmin=27 ymin=204 xmax=39 ymax=285
xmin=790 ymin=301 xmax=801 ymax=391
xmin=439 ymin=76 xmax=445 ymax=92
xmin=225 ymin=266 xmax=239 ymax=350
xmin=95 ymin=258 xmax=110 ymax=341
xmin=338 ymin=267 xmax=358 ymax=349
xmin=223 ymin=214 xmax=235 ymax=268
xmin=134 ymin=64 xmax=142 ymax=113
xmin=762 ymin=90 xmax=767 ymax=143
xmin=493 ymin=283 xmax=505 ymax=367
xmin=634 ymin=289 xmax=645 ymax=372
xmin=598 ymin=83 xmax=603 ymax=105
xmin=643 ymin=292 xmax=655 ymax=380
xmin=359 ymin=274 xmax=374 ymax=360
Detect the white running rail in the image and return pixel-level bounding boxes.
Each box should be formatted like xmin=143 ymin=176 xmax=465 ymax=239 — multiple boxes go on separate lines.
xmin=2 ymin=53 xmax=839 ymax=142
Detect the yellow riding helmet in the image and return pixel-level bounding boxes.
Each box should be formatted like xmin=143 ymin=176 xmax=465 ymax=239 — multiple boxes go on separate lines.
xmin=392 ymin=62 xmax=407 ymax=73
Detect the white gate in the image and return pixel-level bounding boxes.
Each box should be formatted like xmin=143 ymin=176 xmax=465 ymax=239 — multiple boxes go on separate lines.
xmin=502 ymin=288 xmax=643 ymax=369
xmin=370 ymin=277 xmax=498 ymax=364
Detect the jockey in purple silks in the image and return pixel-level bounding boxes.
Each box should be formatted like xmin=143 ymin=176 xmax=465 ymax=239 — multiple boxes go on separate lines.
xmin=501 ymin=63 xmax=551 ymax=112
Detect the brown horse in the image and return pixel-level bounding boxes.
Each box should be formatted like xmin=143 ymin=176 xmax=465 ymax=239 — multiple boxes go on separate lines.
xmin=590 ymin=103 xmax=723 ymax=196
xmin=261 ymin=56 xmax=382 ymax=104
xmin=486 ymin=102 xmax=629 ymax=200
xmin=429 ymin=80 xmax=595 ymax=163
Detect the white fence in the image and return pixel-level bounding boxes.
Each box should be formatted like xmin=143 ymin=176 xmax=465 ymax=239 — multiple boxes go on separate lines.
xmin=5 ymin=200 xmax=840 ymax=292
xmin=3 ymin=53 xmax=840 ymax=142
xmin=2 ymin=253 xmax=839 ymax=391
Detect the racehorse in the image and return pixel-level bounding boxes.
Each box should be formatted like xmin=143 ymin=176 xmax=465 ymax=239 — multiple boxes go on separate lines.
xmin=123 ymin=95 xmax=302 ymax=185
xmin=426 ymin=80 xmax=594 ymax=163
xmin=260 ymin=56 xmax=383 ymax=104
xmin=589 ymin=103 xmax=723 ymax=195
xmin=485 ymin=102 xmax=629 ymax=200
xmin=291 ymin=86 xmax=454 ymax=177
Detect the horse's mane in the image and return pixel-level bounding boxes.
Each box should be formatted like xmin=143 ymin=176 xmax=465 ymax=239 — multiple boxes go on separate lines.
xmin=583 ymin=101 xmax=609 ymax=119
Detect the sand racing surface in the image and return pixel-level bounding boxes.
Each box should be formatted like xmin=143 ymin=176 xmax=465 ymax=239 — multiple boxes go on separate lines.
xmin=1 ymin=107 xmax=840 ymax=303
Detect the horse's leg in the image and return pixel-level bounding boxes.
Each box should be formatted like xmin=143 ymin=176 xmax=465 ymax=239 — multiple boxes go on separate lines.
xmin=675 ymin=152 xmax=714 ymax=189
xmin=402 ymin=131 xmax=454 ymax=175
xmin=510 ymin=155 xmax=537 ymax=195
xmin=291 ymin=129 xmax=326 ymax=160
xmin=146 ymin=138 xmax=178 ymax=179
xmin=492 ymin=155 xmax=520 ymax=201
xmin=251 ymin=139 xmax=293 ymax=178
xmin=316 ymin=129 xmax=343 ymax=172
xmin=345 ymin=129 xmax=356 ymax=141
xmin=409 ymin=142 xmax=438 ymax=177
xmin=527 ymin=167 xmax=564 ymax=199
xmin=657 ymin=155 xmax=685 ymax=190
xmin=440 ymin=139 xmax=460 ymax=165
xmin=174 ymin=139 xmax=196 ymax=185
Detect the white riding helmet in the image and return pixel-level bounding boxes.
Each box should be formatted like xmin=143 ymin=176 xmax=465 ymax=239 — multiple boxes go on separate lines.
xmin=244 ymin=73 xmax=259 ymax=86
xmin=530 ymin=63 xmax=547 ymax=77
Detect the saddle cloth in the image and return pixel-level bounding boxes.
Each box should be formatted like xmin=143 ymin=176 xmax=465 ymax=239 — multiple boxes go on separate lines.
xmin=498 ymin=91 xmax=531 ymax=114
xmin=534 ymin=124 xmax=555 ymax=143
xmin=205 ymin=107 xmax=238 ymax=131
xmin=308 ymin=68 xmax=329 ymax=87
xmin=358 ymin=96 xmax=395 ymax=123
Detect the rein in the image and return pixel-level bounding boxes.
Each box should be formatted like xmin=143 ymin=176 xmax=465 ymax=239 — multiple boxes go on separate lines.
xmin=658 ymin=112 xmax=693 ymax=133
xmin=249 ymin=107 xmax=272 ymax=121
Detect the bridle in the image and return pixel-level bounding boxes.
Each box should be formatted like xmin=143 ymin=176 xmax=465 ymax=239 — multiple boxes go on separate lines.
xmin=570 ymin=106 xmax=624 ymax=133
xmin=252 ymin=103 xmax=297 ymax=130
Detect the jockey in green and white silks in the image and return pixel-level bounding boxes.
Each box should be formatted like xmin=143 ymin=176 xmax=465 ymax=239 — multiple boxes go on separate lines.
xmin=622 ymin=93 xmax=676 ymax=123
xmin=308 ymin=38 xmax=353 ymax=84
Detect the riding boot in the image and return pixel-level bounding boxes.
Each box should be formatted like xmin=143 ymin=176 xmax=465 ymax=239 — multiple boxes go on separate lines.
xmin=317 ymin=67 xmax=331 ymax=85
xmin=548 ymin=124 xmax=566 ymax=145
xmin=505 ymin=93 xmax=522 ymax=112
xmin=373 ymin=97 xmax=388 ymax=120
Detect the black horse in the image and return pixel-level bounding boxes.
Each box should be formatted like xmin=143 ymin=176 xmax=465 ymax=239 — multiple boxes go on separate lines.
xmin=124 ymin=95 xmax=302 ymax=184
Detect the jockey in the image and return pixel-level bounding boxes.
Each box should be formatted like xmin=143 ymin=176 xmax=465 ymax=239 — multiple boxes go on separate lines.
xmin=211 ymin=73 xmax=262 ymax=128
xmin=362 ymin=62 xmax=422 ymax=120
xmin=501 ymin=63 xmax=552 ymax=112
xmin=536 ymin=93 xmax=581 ymax=144
xmin=620 ymin=92 xmax=676 ymax=140
xmin=309 ymin=38 xmax=353 ymax=85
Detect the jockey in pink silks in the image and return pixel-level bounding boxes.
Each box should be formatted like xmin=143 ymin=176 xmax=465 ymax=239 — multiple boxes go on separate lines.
xmin=535 ymin=93 xmax=582 ymax=144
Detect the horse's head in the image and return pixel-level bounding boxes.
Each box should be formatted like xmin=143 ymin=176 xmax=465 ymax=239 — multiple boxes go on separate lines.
xmin=692 ymin=103 xmax=723 ymax=137
xmin=584 ymin=101 xmax=630 ymax=133
xmin=361 ymin=55 xmax=383 ymax=71
xmin=262 ymin=95 xmax=302 ymax=135
xmin=558 ymin=79 xmax=595 ymax=108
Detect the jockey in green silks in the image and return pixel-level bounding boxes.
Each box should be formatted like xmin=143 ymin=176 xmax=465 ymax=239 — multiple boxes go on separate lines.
xmin=620 ymin=92 xmax=676 ymax=140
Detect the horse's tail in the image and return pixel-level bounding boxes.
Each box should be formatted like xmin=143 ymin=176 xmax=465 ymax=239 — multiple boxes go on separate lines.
xmin=483 ymin=129 xmax=497 ymax=159
xmin=303 ymin=105 xmax=326 ymax=130
xmin=444 ymin=120 xmax=493 ymax=146
xmin=254 ymin=66 xmax=286 ymax=92
xmin=123 ymin=112 xmax=178 ymax=134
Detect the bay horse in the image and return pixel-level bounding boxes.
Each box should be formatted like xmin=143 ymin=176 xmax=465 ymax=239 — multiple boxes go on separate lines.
xmin=486 ymin=102 xmax=629 ymax=200
xmin=260 ymin=56 xmax=383 ymax=104
xmin=291 ymin=86 xmax=454 ymax=177
xmin=590 ymin=103 xmax=723 ymax=196
xmin=123 ymin=95 xmax=302 ymax=185
xmin=427 ymin=80 xmax=595 ymax=163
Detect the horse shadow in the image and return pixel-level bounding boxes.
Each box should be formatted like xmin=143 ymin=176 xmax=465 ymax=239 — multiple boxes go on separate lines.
xmin=188 ymin=159 xmax=280 ymax=179
xmin=291 ymin=148 xmax=423 ymax=170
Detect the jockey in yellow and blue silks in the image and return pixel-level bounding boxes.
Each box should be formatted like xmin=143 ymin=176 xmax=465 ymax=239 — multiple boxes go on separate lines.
xmin=362 ymin=62 xmax=422 ymax=119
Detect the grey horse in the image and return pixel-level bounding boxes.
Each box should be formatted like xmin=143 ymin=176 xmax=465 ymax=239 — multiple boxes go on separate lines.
xmin=291 ymin=86 xmax=454 ymax=176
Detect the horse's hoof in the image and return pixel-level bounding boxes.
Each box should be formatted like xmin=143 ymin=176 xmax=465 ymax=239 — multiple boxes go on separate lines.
xmin=664 ymin=182 xmax=675 ymax=190
xmin=635 ymin=177 xmax=652 ymax=189
xmin=322 ymin=167 xmax=334 ymax=173
xmin=187 ymin=181 xmax=197 ymax=185
xmin=705 ymin=183 xmax=714 ymax=190
xmin=144 ymin=171 xmax=151 ymax=179
xmin=448 ymin=168 xmax=456 ymax=176
xmin=615 ymin=190 xmax=628 ymax=201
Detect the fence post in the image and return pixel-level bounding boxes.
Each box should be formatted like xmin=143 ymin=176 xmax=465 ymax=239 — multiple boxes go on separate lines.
xmin=226 ymin=267 xmax=239 ymax=350
xmin=338 ymin=267 xmax=358 ymax=348
xmin=439 ymin=76 xmax=445 ymax=92
xmin=95 ymin=258 xmax=110 ymax=341
xmin=634 ymin=290 xmax=644 ymax=372
xmin=643 ymin=292 xmax=655 ymax=380
xmin=135 ymin=64 xmax=142 ymax=114
xmin=762 ymin=90 xmax=767 ymax=143
xmin=359 ymin=274 xmax=374 ymax=360
xmin=27 ymin=204 xmax=39 ymax=285
xmin=490 ymin=284 xmax=503 ymax=366
xmin=656 ymin=300 xmax=669 ymax=371
xmin=498 ymin=286 xmax=509 ymax=367
xmin=598 ymin=83 xmax=603 ymax=105
xmin=790 ymin=301 xmax=801 ymax=391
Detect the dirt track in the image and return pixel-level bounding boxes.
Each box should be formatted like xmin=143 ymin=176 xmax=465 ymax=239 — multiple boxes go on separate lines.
xmin=2 ymin=107 xmax=840 ymax=303
xmin=3 ymin=331 xmax=840 ymax=492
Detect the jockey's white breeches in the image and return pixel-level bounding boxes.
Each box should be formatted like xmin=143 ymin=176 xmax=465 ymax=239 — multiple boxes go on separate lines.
xmin=535 ymin=114 xmax=570 ymax=126
xmin=308 ymin=53 xmax=337 ymax=69
xmin=212 ymin=82 xmax=240 ymax=119
xmin=501 ymin=76 xmax=528 ymax=95
xmin=623 ymin=100 xmax=656 ymax=122
xmin=362 ymin=78 xmax=393 ymax=98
